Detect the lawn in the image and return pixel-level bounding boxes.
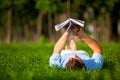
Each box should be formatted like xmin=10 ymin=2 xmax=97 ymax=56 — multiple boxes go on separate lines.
xmin=0 ymin=42 xmax=120 ymax=80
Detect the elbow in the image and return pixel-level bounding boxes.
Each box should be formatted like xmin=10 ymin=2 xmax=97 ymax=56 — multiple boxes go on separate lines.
xmin=94 ymin=47 xmax=103 ymax=55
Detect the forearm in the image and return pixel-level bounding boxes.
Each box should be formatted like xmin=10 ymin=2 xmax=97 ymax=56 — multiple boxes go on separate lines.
xmin=77 ymin=31 xmax=102 ymax=54
xmin=53 ymin=32 xmax=69 ymax=53
xmin=83 ymin=35 xmax=102 ymax=54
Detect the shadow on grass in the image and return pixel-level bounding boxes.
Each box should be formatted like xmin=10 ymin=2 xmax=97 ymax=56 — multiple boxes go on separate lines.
xmin=102 ymin=60 xmax=115 ymax=71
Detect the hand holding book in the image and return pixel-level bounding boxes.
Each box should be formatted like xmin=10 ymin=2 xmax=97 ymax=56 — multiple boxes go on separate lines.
xmin=74 ymin=28 xmax=87 ymax=40
xmin=55 ymin=18 xmax=86 ymax=40
xmin=55 ymin=18 xmax=85 ymax=31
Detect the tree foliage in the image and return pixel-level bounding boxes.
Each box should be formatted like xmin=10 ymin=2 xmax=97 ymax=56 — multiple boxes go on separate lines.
xmin=0 ymin=0 xmax=120 ymax=42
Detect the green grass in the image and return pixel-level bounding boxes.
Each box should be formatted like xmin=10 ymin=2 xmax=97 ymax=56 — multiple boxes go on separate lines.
xmin=0 ymin=42 xmax=120 ymax=80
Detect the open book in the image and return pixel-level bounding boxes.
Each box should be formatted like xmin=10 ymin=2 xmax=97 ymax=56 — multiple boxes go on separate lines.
xmin=55 ymin=18 xmax=85 ymax=31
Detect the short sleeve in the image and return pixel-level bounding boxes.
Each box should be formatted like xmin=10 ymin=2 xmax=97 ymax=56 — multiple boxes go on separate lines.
xmin=49 ymin=53 xmax=62 ymax=67
xmin=83 ymin=53 xmax=104 ymax=70
xmin=91 ymin=53 xmax=104 ymax=63
xmin=90 ymin=53 xmax=104 ymax=70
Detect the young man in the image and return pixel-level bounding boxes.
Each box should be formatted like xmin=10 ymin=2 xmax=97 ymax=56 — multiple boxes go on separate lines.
xmin=49 ymin=26 xmax=104 ymax=70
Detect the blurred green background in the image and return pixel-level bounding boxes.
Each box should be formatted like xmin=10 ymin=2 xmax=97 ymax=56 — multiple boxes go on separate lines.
xmin=0 ymin=0 xmax=120 ymax=43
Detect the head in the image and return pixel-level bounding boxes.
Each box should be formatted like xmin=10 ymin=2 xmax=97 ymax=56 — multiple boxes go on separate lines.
xmin=66 ymin=54 xmax=86 ymax=70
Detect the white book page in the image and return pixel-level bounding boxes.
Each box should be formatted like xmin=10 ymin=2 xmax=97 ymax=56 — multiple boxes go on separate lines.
xmin=55 ymin=18 xmax=85 ymax=31
xmin=70 ymin=18 xmax=84 ymax=27
xmin=55 ymin=19 xmax=70 ymax=31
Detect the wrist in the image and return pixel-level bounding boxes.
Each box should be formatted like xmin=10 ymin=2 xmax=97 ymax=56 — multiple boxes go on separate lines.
xmin=81 ymin=35 xmax=89 ymax=41
xmin=77 ymin=32 xmax=87 ymax=40
xmin=65 ymin=27 xmax=71 ymax=33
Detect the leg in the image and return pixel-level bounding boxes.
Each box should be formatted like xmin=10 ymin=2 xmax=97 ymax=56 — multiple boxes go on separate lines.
xmin=69 ymin=40 xmax=77 ymax=50
xmin=65 ymin=40 xmax=77 ymax=50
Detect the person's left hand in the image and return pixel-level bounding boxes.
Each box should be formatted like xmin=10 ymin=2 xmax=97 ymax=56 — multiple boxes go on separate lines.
xmin=70 ymin=25 xmax=81 ymax=35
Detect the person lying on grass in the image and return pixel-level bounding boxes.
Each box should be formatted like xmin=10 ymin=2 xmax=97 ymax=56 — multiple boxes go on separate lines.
xmin=49 ymin=26 xmax=104 ymax=70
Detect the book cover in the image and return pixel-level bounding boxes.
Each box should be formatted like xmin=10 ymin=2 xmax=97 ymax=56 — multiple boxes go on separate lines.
xmin=55 ymin=18 xmax=85 ymax=31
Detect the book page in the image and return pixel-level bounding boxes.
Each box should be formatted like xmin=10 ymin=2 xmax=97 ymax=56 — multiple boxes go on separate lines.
xmin=55 ymin=18 xmax=85 ymax=31
xmin=70 ymin=18 xmax=84 ymax=27
xmin=55 ymin=19 xmax=70 ymax=31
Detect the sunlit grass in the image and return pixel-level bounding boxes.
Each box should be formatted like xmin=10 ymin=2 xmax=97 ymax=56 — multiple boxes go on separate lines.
xmin=0 ymin=42 xmax=120 ymax=80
